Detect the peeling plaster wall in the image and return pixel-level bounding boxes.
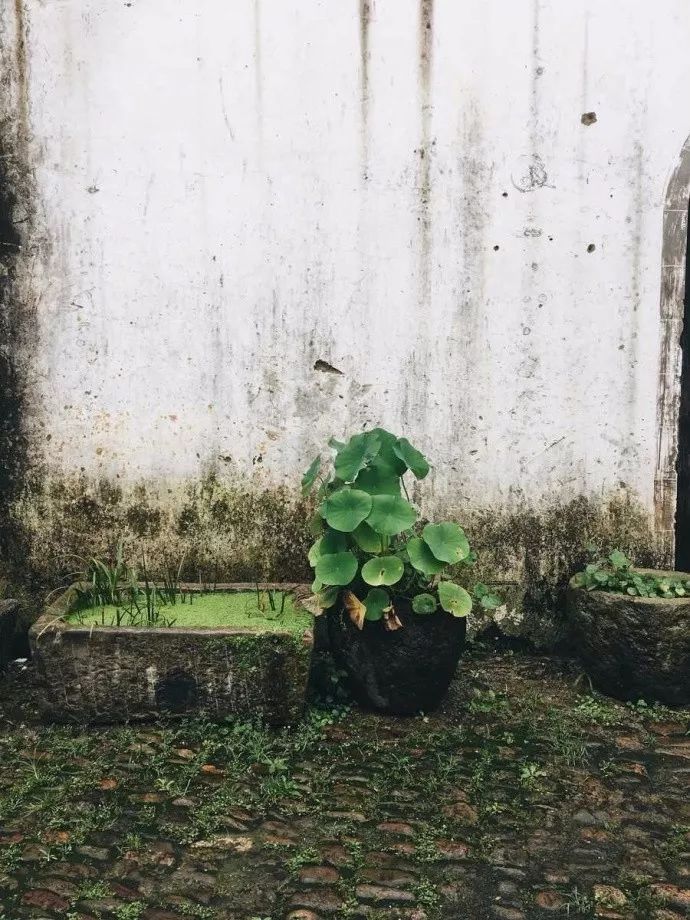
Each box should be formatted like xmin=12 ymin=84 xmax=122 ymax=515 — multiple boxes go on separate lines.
xmin=3 ymin=0 xmax=690 ymax=631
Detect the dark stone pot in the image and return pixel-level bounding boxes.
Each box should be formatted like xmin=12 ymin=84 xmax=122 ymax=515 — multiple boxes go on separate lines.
xmin=567 ymin=570 xmax=690 ymax=706
xmin=327 ymin=597 xmax=466 ymax=715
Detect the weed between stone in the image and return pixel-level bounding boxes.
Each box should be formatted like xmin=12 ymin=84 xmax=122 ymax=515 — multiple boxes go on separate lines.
xmin=0 ymin=647 xmax=689 ymax=918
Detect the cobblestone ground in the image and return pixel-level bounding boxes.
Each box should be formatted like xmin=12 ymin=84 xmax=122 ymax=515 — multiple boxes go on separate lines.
xmin=1 ymin=647 xmax=690 ymax=920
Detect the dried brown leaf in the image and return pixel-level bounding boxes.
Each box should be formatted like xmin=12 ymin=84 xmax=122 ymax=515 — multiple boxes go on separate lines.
xmin=343 ymin=589 xmax=366 ymax=630
xmin=383 ymin=604 xmax=403 ymax=631
xmin=301 ymin=595 xmax=326 ymax=616
xmin=97 ymin=778 xmax=119 ymax=790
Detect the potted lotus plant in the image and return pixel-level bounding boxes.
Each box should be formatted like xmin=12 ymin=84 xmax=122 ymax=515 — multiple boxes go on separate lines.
xmin=301 ymin=429 xmax=499 ymax=714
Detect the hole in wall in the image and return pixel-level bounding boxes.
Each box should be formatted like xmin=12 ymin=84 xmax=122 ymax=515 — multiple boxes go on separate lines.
xmin=581 ymin=112 xmax=597 ymax=126
xmin=314 ymin=360 xmax=344 ymax=376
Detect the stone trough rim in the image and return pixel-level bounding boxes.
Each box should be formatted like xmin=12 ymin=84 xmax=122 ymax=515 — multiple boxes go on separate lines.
xmin=568 ymin=569 xmax=690 ymax=607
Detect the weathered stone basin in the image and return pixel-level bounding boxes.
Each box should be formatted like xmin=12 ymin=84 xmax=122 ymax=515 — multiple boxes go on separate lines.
xmin=567 ymin=571 xmax=690 ymax=705
xmin=29 ymin=583 xmax=313 ymax=725
xmin=0 ymin=599 xmax=19 ymax=672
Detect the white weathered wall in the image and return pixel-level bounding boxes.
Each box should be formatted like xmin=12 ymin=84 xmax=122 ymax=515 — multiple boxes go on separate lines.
xmin=13 ymin=0 xmax=690 ymax=514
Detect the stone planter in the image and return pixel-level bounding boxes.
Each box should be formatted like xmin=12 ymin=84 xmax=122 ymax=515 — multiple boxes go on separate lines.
xmin=327 ymin=597 xmax=466 ymax=715
xmin=0 ymin=599 xmax=19 ymax=672
xmin=567 ymin=571 xmax=690 ymax=705
xmin=29 ymin=583 xmax=313 ymax=725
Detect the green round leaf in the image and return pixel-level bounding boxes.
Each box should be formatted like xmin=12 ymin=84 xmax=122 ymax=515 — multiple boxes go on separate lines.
xmin=308 ymin=542 xmax=321 ymax=567
xmin=422 ymin=522 xmax=470 ymax=564
xmin=438 ymin=581 xmax=473 ymax=617
xmin=351 ymin=521 xmax=384 ymax=553
xmin=609 ymin=550 xmax=630 ymax=570
xmin=320 ymin=489 xmax=373 ymax=532
xmin=334 ymin=432 xmax=382 ymax=482
xmin=361 ymin=556 xmax=404 ymax=586
xmin=308 ymin=530 xmax=349 ymax=567
xmin=412 ymin=593 xmax=437 ymax=614
xmin=322 ymin=529 xmax=349 ymax=554
xmin=366 ymin=495 xmax=417 ymax=535
xmin=370 ymin=428 xmax=407 ymax=476
xmin=301 ymin=455 xmax=321 ymax=495
xmin=392 ymin=437 xmax=430 ymax=480
xmin=407 ymin=537 xmax=446 ymax=576
xmin=474 ymin=583 xmax=502 ymax=609
xmin=480 ymin=594 xmax=501 ymax=610
xmin=364 ymin=588 xmax=390 ymax=621
xmin=315 ymin=585 xmax=339 ymax=609
xmin=315 ymin=551 xmax=359 ymax=586
xmin=354 ymin=464 xmax=400 ymax=496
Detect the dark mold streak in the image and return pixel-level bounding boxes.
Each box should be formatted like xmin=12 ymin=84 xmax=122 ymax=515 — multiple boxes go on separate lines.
xmin=13 ymin=0 xmax=30 ymax=143
xmin=0 ymin=0 xmax=36 ymax=582
xmin=529 ymin=0 xmax=542 ymax=158
xmin=417 ymin=0 xmax=434 ymax=310
xmin=0 ymin=143 xmax=24 ymax=512
xmin=358 ymin=0 xmax=370 ymax=181
xmin=626 ymin=138 xmax=644 ymax=429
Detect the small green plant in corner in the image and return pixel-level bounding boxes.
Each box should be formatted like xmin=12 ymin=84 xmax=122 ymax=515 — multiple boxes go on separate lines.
xmin=301 ymin=429 xmax=500 ymax=629
xmin=574 ymin=550 xmax=690 ymax=598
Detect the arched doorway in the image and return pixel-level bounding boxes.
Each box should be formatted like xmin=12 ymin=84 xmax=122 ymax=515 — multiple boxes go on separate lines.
xmin=656 ymin=135 xmax=690 ymax=567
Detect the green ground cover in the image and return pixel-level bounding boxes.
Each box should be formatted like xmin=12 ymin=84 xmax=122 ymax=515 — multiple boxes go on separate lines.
xmin=67 ymin=590 xmax=312 ymax=634
xmin=0 ymin=647 xmax=689 ymax=918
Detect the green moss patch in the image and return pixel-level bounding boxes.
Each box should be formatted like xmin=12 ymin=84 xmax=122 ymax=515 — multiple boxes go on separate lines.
xmin=67 ymin=591 xmax=312 ymax=635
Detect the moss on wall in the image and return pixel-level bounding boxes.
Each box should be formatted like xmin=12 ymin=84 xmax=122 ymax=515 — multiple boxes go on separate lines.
xmin=459 ymin=491 xmax=664 ymax=647
xmin=0 ymin=4 xmax=40 ymax=603
xmin=12 ymin=472 xmax=314 ymax=597
xmin=0 ymin=129 xmax=31 ymax=587
xmin=9 ymin=471 xmax=663 ymax=649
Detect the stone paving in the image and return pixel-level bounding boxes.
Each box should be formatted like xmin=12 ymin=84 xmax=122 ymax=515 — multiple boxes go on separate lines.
xmin=1 ymin=646 xmax=689 ymax=919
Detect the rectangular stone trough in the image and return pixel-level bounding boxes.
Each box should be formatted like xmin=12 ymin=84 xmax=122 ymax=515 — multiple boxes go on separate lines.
xmin=29 ymin=583 xmax=313 ymax=726
xmin=0 ymin=599 xmax=19 ymax=672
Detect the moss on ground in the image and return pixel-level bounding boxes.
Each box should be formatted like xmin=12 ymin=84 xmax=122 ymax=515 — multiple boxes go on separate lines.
xmin=67 ymin=591 xmax=312 ymax=635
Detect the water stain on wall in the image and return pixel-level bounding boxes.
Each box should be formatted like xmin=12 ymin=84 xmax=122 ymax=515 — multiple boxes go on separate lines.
xmin=416 ymin=0 xmax=434 ymax=309
xmin=626 ymin=138 xmax=644 ymax=415
xmin=456 ymin=97 xmax=491 ymax=413
xmin=358 ymin=0 xmax=371 ymax=181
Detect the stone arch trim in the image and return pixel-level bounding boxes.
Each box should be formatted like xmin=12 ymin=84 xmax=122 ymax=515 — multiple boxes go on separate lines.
xmin=655 ymin=134 xmax=690 ymax=562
